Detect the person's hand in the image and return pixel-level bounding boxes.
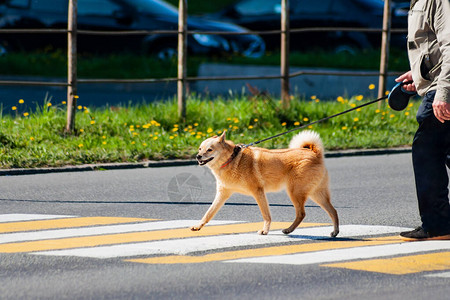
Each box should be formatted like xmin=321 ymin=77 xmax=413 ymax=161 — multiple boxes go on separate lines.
xmin=433 ymin=100 xmax=450 ymax=123
xmin=395 ymin=71 xmax=417 ymax=93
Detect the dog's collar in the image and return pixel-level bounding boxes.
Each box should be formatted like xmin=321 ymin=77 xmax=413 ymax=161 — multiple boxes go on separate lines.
xmin=220 ymin=145 xmax=242 ymax=168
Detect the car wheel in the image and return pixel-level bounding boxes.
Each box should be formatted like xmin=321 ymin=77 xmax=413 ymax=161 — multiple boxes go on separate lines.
xmin=0 ymin=43 xmax=8 ymax=56
xmin=154 ymin=46 xmax=177 ymax=60
xmin=333 ymin=44 xmax=358 ymax=55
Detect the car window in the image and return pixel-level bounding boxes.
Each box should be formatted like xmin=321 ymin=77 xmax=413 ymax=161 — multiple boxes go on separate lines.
xmin=132 ymin=0 xmax=178 ymax=16
xmin=292 ymin=0 xmax=333 ymax=14
xmin=30 ymin=0 xmax=66 ymax=13
xmin=7 ymin=0 xmax=29 ymax=9
xmin=234 ymin=0 xmax=281 ymax=16
xmin=78 ymin=0 xmax=122 ymax=17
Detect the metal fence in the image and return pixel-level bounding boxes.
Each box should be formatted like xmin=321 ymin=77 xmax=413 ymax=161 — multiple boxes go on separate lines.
xmin=0 ymin=0 xmax=404 ymax=132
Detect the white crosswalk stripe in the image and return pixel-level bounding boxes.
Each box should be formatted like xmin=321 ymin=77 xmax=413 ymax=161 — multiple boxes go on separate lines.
xmin=226 ymin=241 xmax=450 ymax=266
xmin=0 ymin=214 xmax=75 ymax=223
xmin=33 ymin=225 xmax=409 ymax=258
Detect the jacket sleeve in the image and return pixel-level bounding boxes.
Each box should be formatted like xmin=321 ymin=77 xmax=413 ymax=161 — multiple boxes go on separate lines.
xmin=433 ymin=0 xmax=450 ymax=103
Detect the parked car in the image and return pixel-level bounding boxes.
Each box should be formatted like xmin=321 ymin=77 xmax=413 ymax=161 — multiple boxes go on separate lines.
xmin=211 ymin=0 xmax=408 ymax=53
xmin=0 ymin=0 xmax=265 ymax=58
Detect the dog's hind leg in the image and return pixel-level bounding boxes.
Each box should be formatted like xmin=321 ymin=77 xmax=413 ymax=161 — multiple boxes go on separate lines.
xmin=190 ymin=188 xmax=232 ymax=231
xmin=310 ymin=186 xmax=339 ymax=237
xmin=283 ymin=187 xmax=307 ymax=234
xmin=252 ymin=187 xmax=272 ymax=235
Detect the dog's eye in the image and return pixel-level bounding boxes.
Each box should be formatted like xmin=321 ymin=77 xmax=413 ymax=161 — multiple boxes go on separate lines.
xmin=198 ymin=148 xmax=201 ymax=151
xmin=207 ymin=148 xmax=213 ymax=152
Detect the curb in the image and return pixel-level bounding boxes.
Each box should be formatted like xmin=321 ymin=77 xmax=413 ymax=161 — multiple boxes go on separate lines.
xmin=0 ymin=147 xmax=411 ymax=176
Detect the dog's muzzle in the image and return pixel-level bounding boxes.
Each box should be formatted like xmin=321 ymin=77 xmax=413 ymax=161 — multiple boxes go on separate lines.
xmin=197 ymin=155 xmax=214 ymax=166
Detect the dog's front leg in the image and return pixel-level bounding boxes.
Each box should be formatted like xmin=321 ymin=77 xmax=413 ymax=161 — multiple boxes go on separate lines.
xmin=190 ymin=188 xmax=232 ymax=231
xmin=253 ymin=188 xmax=271 ymax=235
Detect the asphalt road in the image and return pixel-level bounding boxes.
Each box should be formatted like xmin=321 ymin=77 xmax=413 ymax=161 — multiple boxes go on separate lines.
xmin=1 ymin=153 xmax=450 ymax=300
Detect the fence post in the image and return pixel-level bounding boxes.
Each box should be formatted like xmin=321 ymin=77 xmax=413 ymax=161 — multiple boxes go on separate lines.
xmin=280 ymin=0 xmax=290 ymax=109
xmin=378 ymin=0 xmax=391 ymax=101
xmin=177 ymin=0 xmax=187 ymax=121
xmin=65 ymin=0 xmax=77 ymax=133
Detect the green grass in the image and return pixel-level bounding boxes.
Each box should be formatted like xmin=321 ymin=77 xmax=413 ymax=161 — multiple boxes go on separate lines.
xmin=0 ymin=94 xmax=419 ymax=169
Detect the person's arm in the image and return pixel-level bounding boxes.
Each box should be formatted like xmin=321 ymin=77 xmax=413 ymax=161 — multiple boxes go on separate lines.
xmin=431 ymin=0 xmax=450 ymax=123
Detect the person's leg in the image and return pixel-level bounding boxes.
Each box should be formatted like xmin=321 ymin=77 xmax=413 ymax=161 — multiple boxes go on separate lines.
xmin=412 ymin=92 xmax=450 ymax=236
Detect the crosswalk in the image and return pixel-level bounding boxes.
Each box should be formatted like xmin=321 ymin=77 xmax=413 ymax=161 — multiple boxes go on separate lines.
xmin=1 ymin=214 xmax=450 ymax=277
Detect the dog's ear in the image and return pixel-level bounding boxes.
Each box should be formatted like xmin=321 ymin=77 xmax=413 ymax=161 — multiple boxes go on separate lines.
xmin=218 ymin=130 xmax=226 ymax=143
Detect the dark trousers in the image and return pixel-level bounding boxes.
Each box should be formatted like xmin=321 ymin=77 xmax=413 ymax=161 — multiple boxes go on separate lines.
xmin=412 ymin=90 xmax=450 ymax=235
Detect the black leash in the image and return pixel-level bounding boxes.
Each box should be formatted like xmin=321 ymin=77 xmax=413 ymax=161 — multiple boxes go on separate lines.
xmin=242 ymin=92 xmax=394 ymax=148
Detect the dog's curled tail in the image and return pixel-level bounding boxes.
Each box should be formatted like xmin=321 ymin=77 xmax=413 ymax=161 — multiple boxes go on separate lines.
xmin=289 ymin=130 xmax=324 ymax=157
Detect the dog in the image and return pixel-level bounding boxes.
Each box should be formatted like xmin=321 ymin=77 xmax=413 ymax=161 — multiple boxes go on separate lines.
xmin=192 ymin=130 xmax=339 ymax=237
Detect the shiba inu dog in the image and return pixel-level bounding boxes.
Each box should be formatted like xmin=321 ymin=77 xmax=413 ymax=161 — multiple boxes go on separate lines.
xmin=192 ymin=130 xmax=339 ymax=237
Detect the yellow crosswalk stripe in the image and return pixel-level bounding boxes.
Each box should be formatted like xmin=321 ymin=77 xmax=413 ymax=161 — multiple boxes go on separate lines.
xmin=0 ymin=222 xmax=322 ymax=253
xmin=126 ymin=235 xmax=404 ymax=264
xmin=322 ymin=252 xmax=450 ymax=275
xmin=0 ymin=216 xmax=154 ymax=234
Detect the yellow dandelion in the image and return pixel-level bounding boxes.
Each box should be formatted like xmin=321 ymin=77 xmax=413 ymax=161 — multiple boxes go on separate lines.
xmin=207 ymin=128 xmax=213 ymax=133
xmin=74 ymin=95 xmax=79 ymax=99
xmin=102 ymin=141 xmax=107 ymax=145
xmin=12 ymin=106 xmax=17 ymax=111
xmin=142 ymin=143 xmax=147 ymax=146
xmin=248 ymin=125 xmax=254 ymax=129
xmin=303 ymin=117 xmax=309 ymax=122
xmin=131 ymin=141 xmax=136 ymax=145
xmin=350 ymin=103 xmax=356 ymax=108
xmin=405 ymin=112 xmax=410 ymax=116
xmin=174 ymin=124 xmax=179 ymax=128
xmin=102 ymin=136 xmax=106 ymax=139
xmin=172 ymin=128 xmax=178 ymax=132
xmin=90 ymin=120 xmax=95 ymax=125
xmin=77 ymin=105 xmax=82 ymax=110
xmin=169 ymin=136 xmax=174 ymax=140
xmin=281 ymin=122 xmax=287 ymax=126
xmin=311 ymin=95 xmax=317 ymax=100
xmin=354 ymin=117 xmax=359 ymax=122
xmin=18 ymin=99 xmax=24 ymax=104
xmin=153 ymin=136 xmax=158 ymax=140
xmin=78 ymin=144 xmax=83 ymax=148
xmin=315 ymin=99 xmax=320 ymax=103
xmin=194 ymin=123 xmax=199 ymax=126
xmin=390 ymin=114 xmax=395 ymax=118
xmin=337 ymin=96 xmax=344 ymax=103
xmin=79 ymin=129 xmax=84 ymax=133
xmin=356 ymin=95 xmax=363 ymax=101
xmin=30 ymin=137 xmax=35 ymax=141
xmin=294 ymin=122 xmax=300 ymax=126
xmin=23 ymin=112 xmax=29 ymax=117
xmin=62 ymin=101 xmax=67 ymax=105
xmin=47 ymin=103 xmax=52 ymax=107
xmin=368 ymin=84 xmax=376 ymax=90
xmin=375 ymin=109 xmax=381 ymax=113
xmin=308 ymin=125 xmax=313 ymax=129
xmin=408 ymin=103 xmax=414 ymax=107
xmin=196 ymin=135 xmax=202 ymax=139
xmin=342 ymin=126 xmax=348 ymax=130
xmin=254 ymin=118 xmax=259 ymax=122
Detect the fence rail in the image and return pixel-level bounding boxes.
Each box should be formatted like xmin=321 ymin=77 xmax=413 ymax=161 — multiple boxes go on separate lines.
xmin=0 ymin=0 xmax=402 ymax=131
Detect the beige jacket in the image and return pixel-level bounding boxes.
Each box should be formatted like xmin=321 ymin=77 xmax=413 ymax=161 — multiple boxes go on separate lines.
xmin=408 ymin=0 xmax=450 ymax=103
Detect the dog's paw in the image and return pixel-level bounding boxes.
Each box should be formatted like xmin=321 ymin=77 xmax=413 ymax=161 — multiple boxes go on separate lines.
xmin=257 ymin=229 xmax=268 ymax=235
xmin=190 ymin=225 xmax=202 ymax=231
xmin=282 ymin=228 xmax=293 ymax=235
xmin=330 ymin=230 xmax=339 ymax=238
